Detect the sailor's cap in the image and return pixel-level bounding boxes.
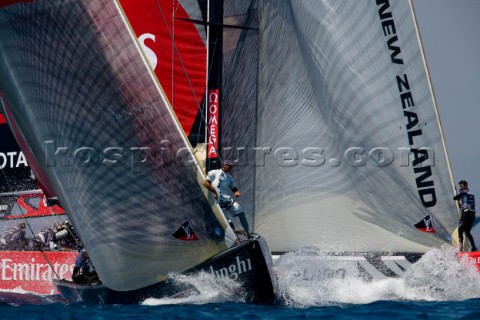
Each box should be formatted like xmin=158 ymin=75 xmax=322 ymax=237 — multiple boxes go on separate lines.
xmin=222 ymin=159 xmax=234 ymax=166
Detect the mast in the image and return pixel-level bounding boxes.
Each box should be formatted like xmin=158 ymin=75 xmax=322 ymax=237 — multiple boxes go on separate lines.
xmin=205 ymin=0 xmax=223 ymax=172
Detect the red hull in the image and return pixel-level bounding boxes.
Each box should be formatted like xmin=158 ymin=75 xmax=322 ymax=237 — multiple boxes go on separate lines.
xmin=457 ymin=251 xmax=480 ymax=270
xmin=0 ymin=251 xmax=76 ymax=295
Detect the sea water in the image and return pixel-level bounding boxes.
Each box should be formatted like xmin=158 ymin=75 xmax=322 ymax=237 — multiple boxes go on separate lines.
xmin=1 ymin=245 xmax=480 ymax=319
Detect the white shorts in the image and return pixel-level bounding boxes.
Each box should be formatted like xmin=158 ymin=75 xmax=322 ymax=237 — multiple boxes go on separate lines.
xmin=219 ymin=198 xmax=244 ymax=218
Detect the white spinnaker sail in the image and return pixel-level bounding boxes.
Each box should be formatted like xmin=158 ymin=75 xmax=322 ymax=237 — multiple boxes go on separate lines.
xmin=0 ymin=0 xmax=235 ymax=291
xmin=222 ymin=0 xmax=458 ymax=253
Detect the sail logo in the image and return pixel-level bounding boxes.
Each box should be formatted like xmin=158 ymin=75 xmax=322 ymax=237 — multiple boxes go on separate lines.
xmin=207 ymin=90 xmax=219 ymax=159
xmin=0 ymin=151 xmax=28 ymax=169
xmin=414 ymin=215 xmax=435 ymax=233
xmin=376 ymin=0 xmax=403 ymax=64
xmin=424 ymin=218 xmax=433 ymax=232
xmin=0 ymin=258 xmax=73 ymax=281
xmin=138 ymin=33 xmax=158 ymax=70
xmin=172 ymin=220 xmax=199 ymax=241
xmin=209 ymin=256 xmax=252 ymax=280
xmin=376 ymin=0 xmax=438 ymax=208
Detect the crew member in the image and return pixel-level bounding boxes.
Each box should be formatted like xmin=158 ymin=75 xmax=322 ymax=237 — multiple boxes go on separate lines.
xmin=203 ymin=159 xmax=249 ymax=233
xmin=453 ymin=180 xmax=477 ymax=252
xmin=33 ymin=226 xmax=54 ymax=251
xmin=0 ymin=222 xmax=28 ymax=250
xmin=72 ymin=249 xmax=99 ymax=284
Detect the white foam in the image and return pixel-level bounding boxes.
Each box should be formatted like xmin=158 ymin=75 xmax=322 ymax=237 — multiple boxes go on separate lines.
xmin=274 ymin=245 xmax=480 ymax=307
xmin=0 ymin=287 xmax=32 ymax=294
xmin=141 ymin=271 xmax=246 ymax=306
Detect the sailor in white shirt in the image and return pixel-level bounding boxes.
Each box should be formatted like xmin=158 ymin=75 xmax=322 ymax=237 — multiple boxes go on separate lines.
xmin=203 ymin=159 xmax=249 ymax=232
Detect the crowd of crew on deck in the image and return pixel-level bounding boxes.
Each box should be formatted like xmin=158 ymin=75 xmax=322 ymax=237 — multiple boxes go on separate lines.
xmin=0 ymin=220 xmax=80 ymax=251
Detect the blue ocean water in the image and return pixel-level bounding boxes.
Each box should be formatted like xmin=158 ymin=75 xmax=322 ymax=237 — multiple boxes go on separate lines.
xmin=2 ymin=299 xmax=480 ymax=320
xmin=2 ymin=246 xmax=480 ymax=319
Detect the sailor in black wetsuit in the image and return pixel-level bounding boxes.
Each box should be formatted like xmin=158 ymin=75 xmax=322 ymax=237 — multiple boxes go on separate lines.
xmin=453 ymin=180 xmax=477 ymax=252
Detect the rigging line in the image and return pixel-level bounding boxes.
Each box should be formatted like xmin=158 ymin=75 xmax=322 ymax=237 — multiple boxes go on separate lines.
xmin=152 ymin=1 xmax=222 ymax=162
xmin=222 ymin=0 xmax=257 ymax=99
xmin=155 ymin=0 xmax=220 ymax=154
xmin=204 ymin=2 xmax=258 ymax=157
xmin=30 ymin=224 xmax=61 ymax=281
xmin=172 ymin=0 xmax=180 ymax=14
xmin=155 ymin=0 xmax=204 ymax=112
xmin=37 ymin=246 xmax=61 ymax=280
xmin=193 ymin=95 xmax=205 ymax=148
xmin=176 ymin=16 xmax=259 ymax=31
xmin=32 ymin=222 xmax=62 ymax=281
xmin=204 ymin=0 xmax=210 ymax=153
xmin=248 ymin=0 xmax=259 ymax=233
xmin=155 ymin=0 xmax=210 ymax=137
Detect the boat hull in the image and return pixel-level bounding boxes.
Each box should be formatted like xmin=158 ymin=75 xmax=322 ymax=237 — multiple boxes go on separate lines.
xmin=0 ymin=250 xmax=77 ymax=294
xmin=458 ymin=251 xmax=480 ymax=270
xmin=273 ymin=249 xmax=480 ymax=286
xmin=54 ymin=236 xmax=277 ymax=304
xmin=273 ymin=251 xmax=425 ymax=281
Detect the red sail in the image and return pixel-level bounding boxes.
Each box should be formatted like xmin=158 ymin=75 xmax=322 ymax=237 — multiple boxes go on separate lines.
xmin=119 ymin=0 xmax=206 ymax=137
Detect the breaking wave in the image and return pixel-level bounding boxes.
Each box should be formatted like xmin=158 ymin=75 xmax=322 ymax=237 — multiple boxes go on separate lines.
xmin=141 ymin=271 xmax=247 ymax=306
xmin=142 ymin=245 xmax=480 ymax=307
xmin=274 ymin=245 xmax=480 ymax=307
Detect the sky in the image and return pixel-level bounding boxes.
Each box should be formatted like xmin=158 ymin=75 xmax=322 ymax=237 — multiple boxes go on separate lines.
xmin=413 ymin=0 xmax=480 ymax=194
